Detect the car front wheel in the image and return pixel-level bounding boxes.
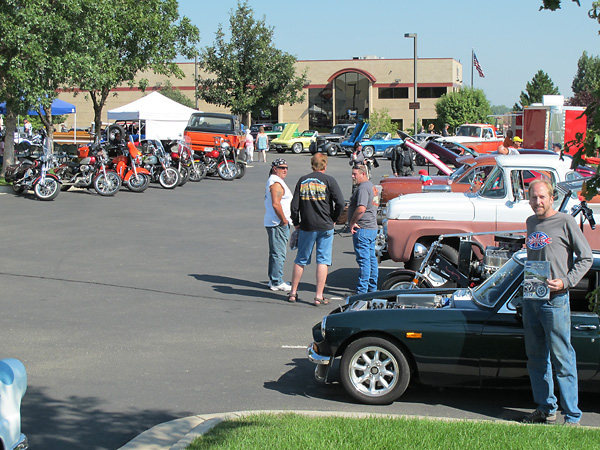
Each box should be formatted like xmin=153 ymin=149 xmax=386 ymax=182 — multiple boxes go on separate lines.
xmin=363 ymin=145 xmax=375 ymax=158
xmin=340 ymin=336 xmax=410 ymax=405
xmin=292 ymin=143 xmax=303 ymax=154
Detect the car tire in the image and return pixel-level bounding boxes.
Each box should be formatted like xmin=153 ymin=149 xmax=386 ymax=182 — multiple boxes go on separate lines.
xmin=381 ymin=273 xmax=433 ymax=290
xmin=292 ymin=143 xmax=303 ymax=154
xmin=276 ymin=148 xmax=286 ymax=154
xmin=340 ymin=336 xmax=410 ymax=405
xmin=363 ymin=145 xmax=375 ymax=158
xmin=326 ymin=143 xmax=339 ymax=157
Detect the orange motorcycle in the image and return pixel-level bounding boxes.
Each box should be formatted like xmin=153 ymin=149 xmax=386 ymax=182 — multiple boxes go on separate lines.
xmin=111 ymin=141 xmax=151 ymax=192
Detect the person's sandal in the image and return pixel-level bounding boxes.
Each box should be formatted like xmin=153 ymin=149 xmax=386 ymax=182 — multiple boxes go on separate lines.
xmin=314 ymin=297 xmax=331 ymax=306
xmin=288 ymin=293 xmax=298 ymax=303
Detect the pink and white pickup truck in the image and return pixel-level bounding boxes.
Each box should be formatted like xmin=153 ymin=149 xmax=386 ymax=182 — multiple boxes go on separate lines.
xmin=383 ymin=154 xmax=599 ymax=269
xmin=439 ymin=123 xmax=503 ymax=154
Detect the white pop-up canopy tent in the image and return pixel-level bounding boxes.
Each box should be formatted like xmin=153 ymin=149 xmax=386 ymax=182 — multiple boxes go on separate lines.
xmin=107 ymin=91 xmax=198 ymax=140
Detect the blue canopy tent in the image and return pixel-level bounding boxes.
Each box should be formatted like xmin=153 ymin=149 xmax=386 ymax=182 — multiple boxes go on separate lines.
xmin=0 ymin=98 xmax=78 ymax=142
xmin=0 ymin=97 xmax=76 ymax=115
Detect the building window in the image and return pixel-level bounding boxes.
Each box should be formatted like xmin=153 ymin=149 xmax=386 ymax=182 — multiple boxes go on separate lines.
xmin=417 ymin=87 xmax=447 ymax=98
xmin=378 ymin=87 xmax=409 ymax=99
xmin=308 ymin=87 xmax=333 ymax=130
xmin=335 ymin=72 xmax=369 ymax=124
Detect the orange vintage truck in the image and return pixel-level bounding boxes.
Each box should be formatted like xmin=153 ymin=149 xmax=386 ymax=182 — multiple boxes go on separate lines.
xmin=183 ymin=112 xmax=243 ymax=153
xmin=439 ymin=123 xmax=503 ymax=154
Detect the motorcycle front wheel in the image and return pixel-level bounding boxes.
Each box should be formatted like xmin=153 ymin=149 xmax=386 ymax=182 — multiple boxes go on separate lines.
xmin=126 ymin=173 xmax=150 ymax=192
xmin=188 ymin=162 xmax=207 ymax=182
xmin=34 ymin=177 xmax=60 ymax=201
xmin=177 ymin=165 xmax=190 ymax=186
xmin=93 ymin=171 xmax=122 ymax=196
xmin=235 ymin=162 xmax=246 ymax=179
xmin=381 ymin=273 xmax=433 ymax=290
xmin=217 ymin=160 xmax=238 ymax=181
xmin=159 ymin=167 xmax=179 ymax=189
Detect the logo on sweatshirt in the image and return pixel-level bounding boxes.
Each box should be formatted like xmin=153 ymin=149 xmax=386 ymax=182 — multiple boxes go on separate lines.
xmin=527 ymin=231 xmax=552 ymax=250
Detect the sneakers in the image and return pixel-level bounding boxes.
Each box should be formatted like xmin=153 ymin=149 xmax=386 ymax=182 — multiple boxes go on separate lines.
xmin=563 ymin=421 xmax=581 ymax=427
xmin=521 ymin=409 xmax=557 ymax=424
xmin=269 ymin=281 xmax=291 ymax=292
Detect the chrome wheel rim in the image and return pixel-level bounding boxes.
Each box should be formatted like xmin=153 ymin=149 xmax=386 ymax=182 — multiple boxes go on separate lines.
xmin=347 ymin=346 xmax=399 ymax=398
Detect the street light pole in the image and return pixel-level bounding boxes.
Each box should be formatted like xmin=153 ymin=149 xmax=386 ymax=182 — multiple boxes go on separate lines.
xmin=404 ymin=33 xmax=417 ymax=133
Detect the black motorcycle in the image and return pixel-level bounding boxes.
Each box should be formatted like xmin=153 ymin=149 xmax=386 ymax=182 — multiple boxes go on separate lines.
xmin=54 ymin=142 xmax=121 ymax=196
xmin=140 ymin=139 xmax=180 ymax=189
xmin=5 ymin=129 xmax=61 ymax=201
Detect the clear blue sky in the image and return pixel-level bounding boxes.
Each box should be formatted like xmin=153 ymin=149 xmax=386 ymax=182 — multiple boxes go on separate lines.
xmin=178 ymin=0 xmax=600 ymax=107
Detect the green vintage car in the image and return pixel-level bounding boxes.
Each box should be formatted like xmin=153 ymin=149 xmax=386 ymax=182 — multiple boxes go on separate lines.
xmin=269 ymin=123 xmax=318 ymax=154
xmin=308 ymin=250 xmax=600 ymax=405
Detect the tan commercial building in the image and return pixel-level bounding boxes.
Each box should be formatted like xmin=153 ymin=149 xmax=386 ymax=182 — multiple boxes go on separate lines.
xmin=58 ymin=57 xmax=462 ymax=132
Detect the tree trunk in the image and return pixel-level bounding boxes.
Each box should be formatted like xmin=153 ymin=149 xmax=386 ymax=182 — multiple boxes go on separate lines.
xmin=1 ymin=109 xmax=17 ymax=176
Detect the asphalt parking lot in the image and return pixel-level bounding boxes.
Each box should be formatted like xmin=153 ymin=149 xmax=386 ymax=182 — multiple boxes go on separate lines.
xmin=2 ymin=151 xmax=599 ymax=449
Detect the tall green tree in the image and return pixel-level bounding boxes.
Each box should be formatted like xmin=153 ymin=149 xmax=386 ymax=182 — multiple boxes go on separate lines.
xmin=365 ymin=108 xmax=397 ymax=135
xmin=568 ymin=51 xmax=600 ymax=107
xmin=434 ymin=87 xmax=492 ymax=131
xmin=153 ymin=81 xmax=196 ymax=109
xmin=572 ymin=51 xmax=600 ymax=94
xmin=514 ymin=70 xmax=560 ymax=111
xmin=70 ymin=0 xmax=199 ymax=138
xmin=0 ymin=0 xmax=73 ymax=171
xmin=197 ymin=1 xmax=306 ymax=125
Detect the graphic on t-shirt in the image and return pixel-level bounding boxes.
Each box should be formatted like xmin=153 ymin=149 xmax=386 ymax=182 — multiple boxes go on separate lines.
xmin=299 ymin=178 xmax=327 ymax=201
xmin=527 ymin=231 xmax=552 ymax=250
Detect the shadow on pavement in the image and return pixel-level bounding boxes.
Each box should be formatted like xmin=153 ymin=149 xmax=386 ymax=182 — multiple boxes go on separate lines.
xmin=21 ymin=385 xmax=192 ymax=450
xmin=265 ymin=358 xmax=600 ymax=425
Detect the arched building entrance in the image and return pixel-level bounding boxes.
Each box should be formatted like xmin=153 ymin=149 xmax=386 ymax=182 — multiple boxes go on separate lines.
xmin=308 ymin=68 xmax=375 ymax=130
xmin=332 ymin=70 xmax=371 ymax=124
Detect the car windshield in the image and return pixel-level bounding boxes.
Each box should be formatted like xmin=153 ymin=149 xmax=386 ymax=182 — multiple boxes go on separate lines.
xmin=448 ymin=163 xmax=474 ymax=182
xmin=332 ymin=125 xmax=346 ymax=134
xmin=472 ymin=255 xmax=525 ymax=308
xmin=272 ymin=124 xmax=285 ymax=132
xmin=371 ymin=132 xmax=389 ymax=140
xmin=456 ymin=126 xmax=482 ymax=138
xmin=301 ymin=131 xmax=314 ymax=136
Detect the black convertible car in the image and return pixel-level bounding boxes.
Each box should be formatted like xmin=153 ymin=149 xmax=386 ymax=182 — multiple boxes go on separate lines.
xmin=308 ymin=250 xmax=600 ymax=405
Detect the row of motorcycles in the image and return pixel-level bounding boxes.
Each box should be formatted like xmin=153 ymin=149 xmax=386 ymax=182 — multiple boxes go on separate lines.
xmin=5 ymin=132 xmax=246 ymax=201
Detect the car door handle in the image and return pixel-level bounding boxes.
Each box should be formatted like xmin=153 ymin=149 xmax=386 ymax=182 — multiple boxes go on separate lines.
xmin=574 ymin=324 xmax=598 ymax=331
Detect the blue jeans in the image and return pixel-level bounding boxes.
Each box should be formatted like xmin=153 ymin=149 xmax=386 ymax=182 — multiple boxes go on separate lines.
xmin=352 ymin=228 xmax=378 ymax=294
xmin=266 ymin=223 xmax=289 ymax=285
xmin=522 ymin=293 xmax=581 ymax=423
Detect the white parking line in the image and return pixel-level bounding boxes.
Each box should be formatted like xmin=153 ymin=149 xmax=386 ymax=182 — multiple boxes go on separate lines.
xmin=281 ymin=345 xmax=307 ymax=349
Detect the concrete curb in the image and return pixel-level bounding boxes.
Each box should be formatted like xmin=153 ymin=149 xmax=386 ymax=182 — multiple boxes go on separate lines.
xmin=116 ymin=410 xmax=516 ymax=450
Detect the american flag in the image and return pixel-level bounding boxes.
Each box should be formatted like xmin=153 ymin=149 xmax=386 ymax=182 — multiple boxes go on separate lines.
xmin=473 ymin=52 xmax=485 ymax=78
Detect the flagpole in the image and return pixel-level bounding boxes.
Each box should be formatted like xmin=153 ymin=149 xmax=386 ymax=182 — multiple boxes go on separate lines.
xmin=471 ymin=49 xmax=474 ymax=88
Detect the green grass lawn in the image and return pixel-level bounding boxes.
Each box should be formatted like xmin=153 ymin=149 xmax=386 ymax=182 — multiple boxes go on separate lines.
xmin=187 ymin=413 xmax=600 ymax=450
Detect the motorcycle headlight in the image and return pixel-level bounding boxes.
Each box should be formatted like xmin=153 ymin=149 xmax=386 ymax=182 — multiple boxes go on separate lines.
xmin=413 ymin=242 xmax=428 ymax=259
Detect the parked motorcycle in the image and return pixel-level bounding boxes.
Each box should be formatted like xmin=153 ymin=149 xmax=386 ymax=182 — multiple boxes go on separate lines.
xmin=110 ymin=140 xmax=151 ymax=192
xmin=195 ymin=137 xmax=239 ymax=181
xmin=381 ymin=190 xmax=597 ymax=291
xmin=141 ymin=139 xmax=180 ymax=189
xmin=381 ymin=231 xmax=526 ymax=290
xmin=4 ymin=129 xmax=61 ymax=201
xmin=54 ymin=142 xmax=121 ymax=196
xmin=170 ymin=140 xmax=203 ymax=186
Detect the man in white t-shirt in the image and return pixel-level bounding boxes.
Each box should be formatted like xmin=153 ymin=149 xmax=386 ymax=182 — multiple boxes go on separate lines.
xmin=264 ymin=158 xmax=293 ymax=291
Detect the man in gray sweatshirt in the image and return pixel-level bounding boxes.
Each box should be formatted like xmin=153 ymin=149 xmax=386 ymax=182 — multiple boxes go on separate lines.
xmin=521 ymin=179 xmax=592 ymax=426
